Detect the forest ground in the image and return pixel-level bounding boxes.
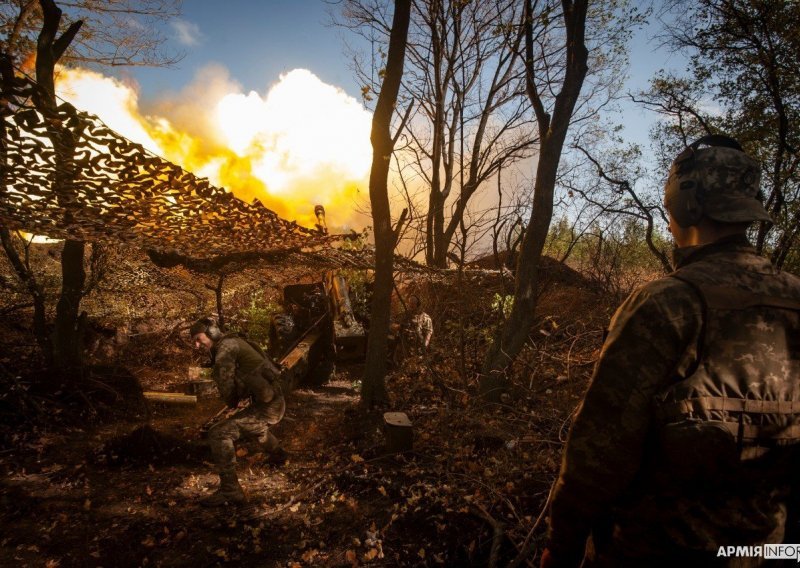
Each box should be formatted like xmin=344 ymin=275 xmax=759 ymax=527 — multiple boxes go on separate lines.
xmin=0 ymin=259 xmax=614 ymax=567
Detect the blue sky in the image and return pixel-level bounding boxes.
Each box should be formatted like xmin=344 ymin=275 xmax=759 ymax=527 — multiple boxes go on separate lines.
xmin=97 ymin=0 xmax=694 ymax=236
xmin=129 ymin=0 xmax=365 ymax=104
xmin=120 ymin=1 xmax=687 ymax=158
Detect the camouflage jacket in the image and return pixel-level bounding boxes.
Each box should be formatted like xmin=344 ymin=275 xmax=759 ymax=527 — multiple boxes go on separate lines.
xmin=403 ymin=312 xmax=433 ymax=346
xmin=211 ymin=335 xmax=282 ymax=408
xmin=547 ymin=235 xmax=800 ymax=565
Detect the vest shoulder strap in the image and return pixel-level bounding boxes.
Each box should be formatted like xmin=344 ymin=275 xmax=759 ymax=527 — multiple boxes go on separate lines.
xmin=242 ymin=337 xmax=267 ymax=360
xmin=240 ymin=337 xmax=283 ymax=381
xmin=669 ymin=273 xmax=800 ymax=312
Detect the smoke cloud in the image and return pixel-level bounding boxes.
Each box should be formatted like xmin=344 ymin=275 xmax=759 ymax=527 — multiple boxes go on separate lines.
xmin=55 ymin=65 xmax=373 ymax=230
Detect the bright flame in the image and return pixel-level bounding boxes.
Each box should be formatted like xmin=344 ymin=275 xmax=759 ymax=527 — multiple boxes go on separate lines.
xmin=217 ymin=70 xmax=372 ymax=195
xmin=54 ymin=66 xmax=372 ymax=229
xmin=56 ymin=68 xmax=163 ymax=155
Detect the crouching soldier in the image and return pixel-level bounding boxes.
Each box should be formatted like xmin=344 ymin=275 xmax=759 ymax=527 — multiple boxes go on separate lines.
xmin=190 ymin=317 xmax=287 ymax=507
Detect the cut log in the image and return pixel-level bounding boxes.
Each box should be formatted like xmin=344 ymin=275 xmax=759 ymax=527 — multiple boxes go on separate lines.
xmin=143 ymin=391 xmax=197 ymax=405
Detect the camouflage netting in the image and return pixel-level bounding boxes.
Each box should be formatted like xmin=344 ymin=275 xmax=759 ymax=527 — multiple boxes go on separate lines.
xmin=0 ymin=73 xmax=343 ymax=261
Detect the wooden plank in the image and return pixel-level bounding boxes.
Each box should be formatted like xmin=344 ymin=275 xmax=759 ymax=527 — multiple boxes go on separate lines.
xmin=143 ymin=391 xmax=197 ymax=405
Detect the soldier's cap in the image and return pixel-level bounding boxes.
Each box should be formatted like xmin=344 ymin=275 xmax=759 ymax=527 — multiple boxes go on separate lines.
xmin=665 ymin=137 xmax=772 ymax=224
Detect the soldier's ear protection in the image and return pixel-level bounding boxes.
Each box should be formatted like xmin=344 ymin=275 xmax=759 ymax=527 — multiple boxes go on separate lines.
xmin=666 ymin=134 xmax=744 ymax=228
xmin=205 ymin=319 xmax=223 ymax=341
xmin=196 ymin=317 xmax=223 ymax=341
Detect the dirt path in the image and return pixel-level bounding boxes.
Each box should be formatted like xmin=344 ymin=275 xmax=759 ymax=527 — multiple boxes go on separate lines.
xmin=1 ymin=346 xmax=587 ymax=568
xmin=0 ymin=371 xmax=388 ymax=567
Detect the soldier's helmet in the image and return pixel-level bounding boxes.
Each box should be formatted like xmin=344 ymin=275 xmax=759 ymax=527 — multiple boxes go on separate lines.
xmin=664 ymin=134 xmax=772 ymax=226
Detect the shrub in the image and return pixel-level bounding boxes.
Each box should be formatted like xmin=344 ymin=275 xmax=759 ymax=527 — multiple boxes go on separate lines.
xmin=233 ymin=296 xmax=282 ymax=351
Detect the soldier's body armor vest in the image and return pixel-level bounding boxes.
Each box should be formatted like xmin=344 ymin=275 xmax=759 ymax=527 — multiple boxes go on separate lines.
xmin=215 ymin=334 xmax=284 ymax=407
xmin=653 ymin=267 xmax=800 ymax=477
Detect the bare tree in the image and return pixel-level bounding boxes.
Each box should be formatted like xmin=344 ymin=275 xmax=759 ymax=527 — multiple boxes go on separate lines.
xmin=570 ymin=141 xmax=672 ymax=274
xmin=33 ymin=0 xmax=86 ymax=368
xmin=338 ymin=0 xmax=537 ymax=268
xmin=1 ymin=0 xmax=183 ymax=68
xmin=413 ymin=0 xmax=537 ymax=267
xmin=636 ymin=0 xmax=800 ymax=269
xmin=361 ymin=0 xmax=411 ymax=408
xmin=0 ymin=228 xmax=50 ymax=357
xmin=479 ymin=0 xmax=590 ymax=398
xmin=0 ymin=0 xmax=183 ymax=367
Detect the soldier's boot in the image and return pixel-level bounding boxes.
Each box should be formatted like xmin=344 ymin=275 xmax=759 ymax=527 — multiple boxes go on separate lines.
xmin=200 ymin=471 xmax=246 ymax=507
xmin=261 ymin=432 xmax=288 ymax=466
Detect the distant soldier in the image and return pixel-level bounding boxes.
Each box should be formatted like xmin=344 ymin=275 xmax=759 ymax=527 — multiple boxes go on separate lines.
xmin=391 ymin=295 xmax=433 ymax=365
xmin=543 ymin=136 xmax=800 ymax=567
xmin=190 ymin=317 xmax=287 ymax=507
xmin=405 ymin=295 xmax=433 ymax=351
xmin=268 ymin=311 xmax=297 ymax=360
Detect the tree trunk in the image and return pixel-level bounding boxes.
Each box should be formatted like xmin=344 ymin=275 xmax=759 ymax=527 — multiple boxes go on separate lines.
xmin=480 ymin=0 xmax=589 ymax=400
xmin=52 ymin=240 xmax=86 ymax=368
xmin=361 ymin=0 xmax=411 ymax=408
xmin=35 ymin=0 xmax=84 ymax=369
xmin=432 ymin=211 xmax=449 ymax=268
xmin=426 ymin=189 xmax=448 ymax=267
xmin=0 ymin=227 xmax=52 ymax=361
xmin=206 ymin=274 xmax=226 ymax=329
xmin=480 ymin=144 xmax=562 ymax=396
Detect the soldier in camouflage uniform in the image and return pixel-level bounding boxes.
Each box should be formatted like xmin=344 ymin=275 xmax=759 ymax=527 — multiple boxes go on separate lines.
xmin=391 ymin=295 xmax=433 ymax=365
xmin=543 ymin=136 xmax=800 ymax=567
xmin=405 ymin=295 xmax=433 ymax=351
xmin=190 ymin=318 xmax=286 ymax=507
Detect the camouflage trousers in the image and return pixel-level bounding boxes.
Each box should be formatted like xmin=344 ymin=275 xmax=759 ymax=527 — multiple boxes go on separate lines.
xmin=207 ymin=397 xmax=285 ymax=475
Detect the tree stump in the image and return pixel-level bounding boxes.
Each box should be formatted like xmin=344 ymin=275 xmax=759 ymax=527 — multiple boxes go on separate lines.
xmin=383 ymin=411 xmax=413 ymax=453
